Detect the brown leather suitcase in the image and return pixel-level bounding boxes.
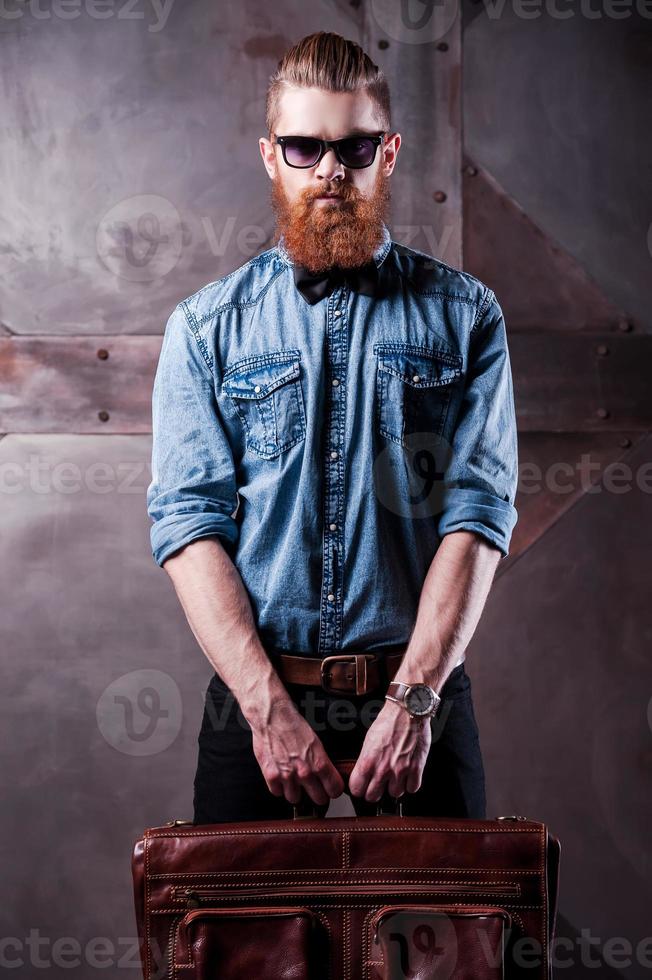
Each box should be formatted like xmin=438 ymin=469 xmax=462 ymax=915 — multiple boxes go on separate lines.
xmin=131 ymin=759 xmax=561 ymax=979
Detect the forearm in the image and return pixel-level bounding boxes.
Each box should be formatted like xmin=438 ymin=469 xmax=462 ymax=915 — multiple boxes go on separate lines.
xmin=162 ymin=537 xmax=292 ymax=731
xmin=395 ymin=530 xmax=502 ymax=691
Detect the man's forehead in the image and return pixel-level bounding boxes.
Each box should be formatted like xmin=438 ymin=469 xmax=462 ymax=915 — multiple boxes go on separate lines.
xmin=274 ymin=87 xmax=379 ymax=136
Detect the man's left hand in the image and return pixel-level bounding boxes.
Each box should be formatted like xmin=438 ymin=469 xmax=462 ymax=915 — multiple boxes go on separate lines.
xmin=347 ymin=699 xmax=432 ymax=802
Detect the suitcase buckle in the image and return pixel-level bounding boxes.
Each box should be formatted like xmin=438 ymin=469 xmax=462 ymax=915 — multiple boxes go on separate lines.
xmin=320 ymin=654 xmax=377 ymax=695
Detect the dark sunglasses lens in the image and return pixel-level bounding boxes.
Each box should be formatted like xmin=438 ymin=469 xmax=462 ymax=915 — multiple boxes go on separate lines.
xmin=283 ymin=138 xmax=321 ymax=167
xmin=337 ymin=137 xmax=377 ymax=168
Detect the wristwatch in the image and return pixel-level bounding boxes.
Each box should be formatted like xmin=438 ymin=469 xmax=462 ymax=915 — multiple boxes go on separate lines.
xmin=385 ymin=681 xmax=441 ymax=718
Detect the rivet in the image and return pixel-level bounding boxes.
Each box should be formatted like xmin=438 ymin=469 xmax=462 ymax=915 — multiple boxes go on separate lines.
xmin=619 ymin=437 xmax=632 ymax=448
xmin=617 ymin=318 xmax=632 ymax=332
xmin=464 ymin=165 xmax=478 ymax=177
xmin=413 ymin=374 xmax=420 ymax=383
xmin=596 ymin=344 xmax=609 ymax=356
xmin=378 ymin=39 xmax=389 ymax=49
xmin=433 ymin=190 xmax=447 ymax=203
xmin=596 ymin=408 xmax=609 ymax=419
xmin=437 ymin=42 xmax=449 ymax=51
xmin=98 ymin=410 xmax=110 ymax=422
xmin=254 ymin=385 xmax=261 ymax=393
xmin=97 ymin=348 xmax=109 ymax=360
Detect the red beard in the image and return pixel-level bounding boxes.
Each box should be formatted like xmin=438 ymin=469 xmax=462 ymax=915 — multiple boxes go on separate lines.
xmin=270 ymin=165 xmax=391 ymax=275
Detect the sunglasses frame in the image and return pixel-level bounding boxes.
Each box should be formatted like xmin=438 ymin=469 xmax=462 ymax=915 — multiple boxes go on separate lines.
xmin=271 ymin=132 xmax=387 ymax=169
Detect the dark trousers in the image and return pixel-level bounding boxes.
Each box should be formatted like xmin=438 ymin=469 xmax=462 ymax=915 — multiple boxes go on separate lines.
xmin=192 ymin=658 xmax=486 ymax=824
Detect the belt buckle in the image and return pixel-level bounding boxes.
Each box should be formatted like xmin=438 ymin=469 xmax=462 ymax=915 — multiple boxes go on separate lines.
xmin=320 ymin=654 xmax=377 ymax=695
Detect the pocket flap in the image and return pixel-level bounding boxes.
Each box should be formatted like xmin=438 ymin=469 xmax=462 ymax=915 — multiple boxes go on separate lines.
xmin=374 ymin=343 xmax=462 ymax=388
xmin=223 ymin=355 xmax=300 ymax=400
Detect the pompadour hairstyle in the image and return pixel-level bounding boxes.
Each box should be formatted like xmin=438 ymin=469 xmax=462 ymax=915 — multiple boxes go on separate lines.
xmin=265 ymin=31 xmax=391 ymax=137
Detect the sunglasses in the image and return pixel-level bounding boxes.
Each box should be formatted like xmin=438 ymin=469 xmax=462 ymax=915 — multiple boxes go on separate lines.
xmin=272 ymin=132 xmax=386 ymax=169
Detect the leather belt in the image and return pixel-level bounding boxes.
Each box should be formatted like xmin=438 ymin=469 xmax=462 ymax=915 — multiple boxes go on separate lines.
xmin=271 ymin=648 xmax=407 ymax=696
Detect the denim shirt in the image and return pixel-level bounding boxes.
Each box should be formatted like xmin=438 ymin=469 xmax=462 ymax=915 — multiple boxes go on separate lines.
xmin=146 ymin=222 xmax=518 ymax=664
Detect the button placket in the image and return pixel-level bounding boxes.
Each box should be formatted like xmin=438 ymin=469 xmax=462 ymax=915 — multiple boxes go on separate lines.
xmin=319 ymin=288 xmax=347 ymax=653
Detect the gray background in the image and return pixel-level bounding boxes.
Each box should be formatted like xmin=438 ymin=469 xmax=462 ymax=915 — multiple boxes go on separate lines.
xmin=1 ymin=2 xmax=651 ymax=977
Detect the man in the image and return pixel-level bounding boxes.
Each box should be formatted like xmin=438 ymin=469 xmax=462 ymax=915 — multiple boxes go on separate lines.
xmin=146 ymin=31 xmax=518 ymax=823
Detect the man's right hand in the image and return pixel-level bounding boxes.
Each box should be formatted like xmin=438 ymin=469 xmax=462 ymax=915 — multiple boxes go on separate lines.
xmin=249 ymin=698 xmax=346 ymax=807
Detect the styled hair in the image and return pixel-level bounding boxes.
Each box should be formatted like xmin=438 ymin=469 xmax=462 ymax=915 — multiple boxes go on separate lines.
xmin=265 ymin=31 xmax=391 ymax=137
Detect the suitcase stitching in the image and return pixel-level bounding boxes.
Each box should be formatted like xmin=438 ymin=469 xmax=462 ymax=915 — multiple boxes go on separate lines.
xmin=151 ymin=826 xmax=542 ymax=836
xmin=145 ymin=831 xmax=151 ymax=980
xmin=151 ymin=868 xmax=542 ymax=878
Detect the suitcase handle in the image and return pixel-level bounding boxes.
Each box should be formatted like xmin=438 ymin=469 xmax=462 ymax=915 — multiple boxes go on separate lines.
xmin=292 ymin=757 xmax=404 ymax=819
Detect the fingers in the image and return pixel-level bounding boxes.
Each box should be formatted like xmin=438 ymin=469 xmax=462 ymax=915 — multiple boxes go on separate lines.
xmin=317 ymin=757 xmax=346 ymax=800
xmin=300 ymin=772 xmax=331 ymax=806
xmin=351 ymin=763 xmax=419 ymax=802
xmin=347 ymin=764 xmax=372 ymax=801
xmin=262 ymin=756 xmax=345 ymax=807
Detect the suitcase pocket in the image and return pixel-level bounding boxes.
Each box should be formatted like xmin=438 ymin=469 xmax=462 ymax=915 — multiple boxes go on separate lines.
xmin=172 ymin=905 xmax=324 ymax=979
xmin=368 ymin=904 xmax=512 ymax=980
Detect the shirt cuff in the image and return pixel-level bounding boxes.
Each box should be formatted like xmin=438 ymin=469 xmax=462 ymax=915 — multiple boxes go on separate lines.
xmin=437 ymin=487 xmax=518 ymax=559
xmin=150 ymin=513 xmax=239 ymax=567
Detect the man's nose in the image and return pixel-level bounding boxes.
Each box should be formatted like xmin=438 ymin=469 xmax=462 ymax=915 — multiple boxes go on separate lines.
xmin=315 ymin=148 xmax=345 ymax=181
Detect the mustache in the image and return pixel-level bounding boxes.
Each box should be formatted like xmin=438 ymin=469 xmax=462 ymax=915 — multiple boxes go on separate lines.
xmin=306 ymin=184 xmax=357 ymax=202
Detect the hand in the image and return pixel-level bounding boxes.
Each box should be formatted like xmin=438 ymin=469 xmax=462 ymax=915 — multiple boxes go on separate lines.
xmin=347 ymin=699 xmax=432 ymax=802
xmin=251 ymin=698 xmax=346 ymax=807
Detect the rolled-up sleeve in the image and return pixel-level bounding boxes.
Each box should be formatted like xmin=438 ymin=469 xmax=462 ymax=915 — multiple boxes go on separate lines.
xmin=146 ymin=303 xmax=239 ymax=567
xmin=437 ymin=289 xmax=519 ymax=558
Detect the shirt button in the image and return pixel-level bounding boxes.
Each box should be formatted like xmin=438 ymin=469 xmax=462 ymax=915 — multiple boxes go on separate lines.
xmin=329 ymin=523 xmax=337 ymax=531
xmin=334 ymin=310 xmax=342 ymax=317
xmin=327 ymin=593 xmax=335 ymax=602
xmin=412 ymin=375 xmax=420 ymax=383
xmin=330 ymin=450 xmax=338 ymax=460
xmin=254 ymin=385 xmax=261 ymax=392
xmin=332 ymin=378 xmax=340 ymax=387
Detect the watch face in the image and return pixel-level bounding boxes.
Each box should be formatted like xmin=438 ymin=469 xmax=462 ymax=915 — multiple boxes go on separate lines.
xmin=404 ymin=684 xmax=437 ymax=716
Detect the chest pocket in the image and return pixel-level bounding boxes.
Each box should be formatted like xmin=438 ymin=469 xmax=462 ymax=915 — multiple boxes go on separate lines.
xmin=374 ymin=342 xmax=463 ymax=448
xmin=222 ymin=350 xmax=306 ymax=460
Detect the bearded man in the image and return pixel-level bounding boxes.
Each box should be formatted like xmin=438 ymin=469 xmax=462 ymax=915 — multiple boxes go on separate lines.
xmin=146 ymin=31 xmax=518 ymax=823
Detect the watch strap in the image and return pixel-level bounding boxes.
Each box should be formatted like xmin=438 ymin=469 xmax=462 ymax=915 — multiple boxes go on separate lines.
xmin=386 ymin=681 xmax=410 ymax=702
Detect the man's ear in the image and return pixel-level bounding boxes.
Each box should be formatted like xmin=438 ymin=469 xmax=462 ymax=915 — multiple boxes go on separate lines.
xmin=259 ymin=137 xmax=277 ymax=179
